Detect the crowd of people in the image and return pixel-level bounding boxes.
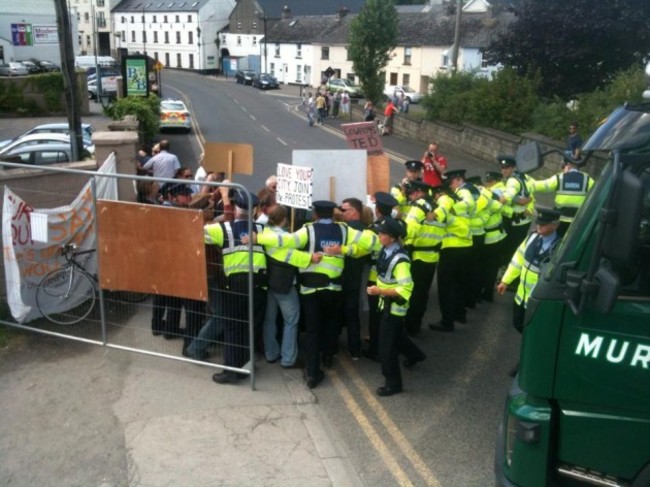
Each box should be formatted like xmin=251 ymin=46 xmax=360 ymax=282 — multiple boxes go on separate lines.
xmin=133 ymin=122 xmax=593 ymax=395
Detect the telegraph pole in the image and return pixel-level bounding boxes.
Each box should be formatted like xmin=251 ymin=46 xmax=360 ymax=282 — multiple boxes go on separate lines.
xmin=53 ymin=0 xmax=81 ymax=162
xmin=451 ymin=0 xmax=462 ymax=73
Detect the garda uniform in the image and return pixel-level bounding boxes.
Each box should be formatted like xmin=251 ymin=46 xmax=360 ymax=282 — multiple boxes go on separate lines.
xmin=500 ymin=208 xmax=561 ymax=332
xmin=203 ymin=190 xmax=267 ymax=383
xmin=257 ymin=200 xmax=361 ymax=388
xmin=500 ymin=155 xmax=536 ymax=265
xmin=532 ymin=160 xmax=594 ymax=235
xmin=480 ymin=171 xmax=508 ymax=302
xmin=429 ymin=180 xmax=473 ymax=332
xmin=374 ymin=218 xmax=426 ymax=396
xmin=391 ymin=160 xmax=423 ymax=216
xmin=402 ymin=180 xmax=444 ymax=335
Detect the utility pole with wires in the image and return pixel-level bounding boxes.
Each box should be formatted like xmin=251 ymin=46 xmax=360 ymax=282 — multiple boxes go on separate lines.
xmin=451 ymin=0 xmax=462 ymax=73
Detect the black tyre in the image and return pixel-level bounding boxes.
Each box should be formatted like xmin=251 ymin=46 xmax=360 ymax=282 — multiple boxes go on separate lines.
xmin=36 ymin=267 xmax=96 ymax=325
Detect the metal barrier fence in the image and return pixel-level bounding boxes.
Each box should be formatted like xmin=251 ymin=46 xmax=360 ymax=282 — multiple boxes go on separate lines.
xmin=0 ymin=158 xmax=259 ymax=389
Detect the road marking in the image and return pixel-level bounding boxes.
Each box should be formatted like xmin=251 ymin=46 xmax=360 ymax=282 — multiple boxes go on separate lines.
xmin=250 ymin=115 xmax=257 ymax=121
xmin=329 ymin=370 xmax=414 ymax=487
xmin=276 ymin=137 xmax=288 ymax=146
xmin=340 ymin=358 xmax=442 ymax=487
xmin=261 ymin=125 xmax=270 ymax=132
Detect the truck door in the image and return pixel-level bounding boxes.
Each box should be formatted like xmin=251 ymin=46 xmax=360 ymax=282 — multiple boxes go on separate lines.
xmin=552 ymin=165 xmax=650 ymax=484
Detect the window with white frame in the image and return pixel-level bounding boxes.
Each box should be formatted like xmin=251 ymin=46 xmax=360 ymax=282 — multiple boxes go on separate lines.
xmin=252 ymin=36 xmax=257 ymax=46
xmin=237 ymin=36 xmax=241 ymax=46
xmin=188 ymin=15 xmax=192 ymax=22
xmin=274 ymin=44 xmax=280 ymax=57
xmin=175 ymin=15 xmax=179 ymax=22
xmin=480 ymin=54 xmax=488 ymax=70
xmin=164 ymin=31 xmax=169 ymax=43
xmin=403 ymin=74 xmax=410 ymax=86
xmin=252 ymin=19 xmax=257 ymax=29
xmin=222 ymin=35 xmax=226 ymax=44
xmin=86 ymin=34 xmax=91 ymax=46
xmin=164 ymin=15 xmax=168 ymax=23
xmin=153 ymin=31 xmax=158 ymax=43
xmin=177 ymin=53 xmax=181 ymax=67
xmin=296 ymin=65 xmax=302 ymax=82
xmin=189 ymin=54 xmax=194 ymax=68
xmin=84 ymin=12 xmax=89 ymax=22
xmin=176 ymin=31 xmax=181 ymax=43
xmin=441 ymin=51 xmax=449 ymax=68
xmin=143 ymin=31 xmax=147 ymax=43
xmin=296 ymin=43 xmax=302 ymax=58
xmin=270 ymin=62 xmax=275 ymax=76
xmin=165 ymin=52 xmax=170 ymax=66
xmin=130 ymin=15 xmax=134 ymax=23
xmin=77 ymin=34 xmax=82 ymax=45
xmin=321 ymin=46 xmax=329 ymax=60
xmin=121 ymin=30 xmax=125 ymax=40
xmin=153 ymin=15 xmax=157 ymax=23
xmin=131 ymin=31 xmax=136 ymax=42
xmin=188 ymin=31 xmax=193 ymax=44
xmin=404 ymin=47 xmax=412 ymax=65
xmin=237 ymin=19 xmax=241 ymax=29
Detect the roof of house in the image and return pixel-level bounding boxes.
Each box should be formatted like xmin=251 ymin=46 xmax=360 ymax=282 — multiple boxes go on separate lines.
xmin=266 ymin=10 xmax=513 ymax=48
xmin=113 ymin=0 xmax=206 ymax=13
xmin=254 ymin=0 xmax=367 ymax=18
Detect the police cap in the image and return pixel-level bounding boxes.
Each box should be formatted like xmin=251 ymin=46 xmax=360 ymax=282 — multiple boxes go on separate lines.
xmin=163 ymin=182 xmax=192 ymax=197
xmin=445 ymin=169 xmax=466 ymax=180
xmin=497 ymin=155 xmax=517 ymax=168
xmin=233 ymin=189 xmax=259 ymax=210
xmin=405 ymin=179 xmax=432 ymax=194
xmin=535 ymin=207 xmax=561 ymax=225
xmin=484 ymin=171 xmax=502 ymax=182
xmin=376 ymin=217 xmax=407 ymax=239
xmin=374 ymin=191 xmax=399 ymax=209
xmin=466 ymin=176 xmax=482 ymax=186
xmin=404 ymin=160 xmax=424 ymax=172
xmin=312 ymin=200 xmax=337 ymax=217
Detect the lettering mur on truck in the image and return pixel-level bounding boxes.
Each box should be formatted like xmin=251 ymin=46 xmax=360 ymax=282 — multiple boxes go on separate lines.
xmin=494 ymin=63 xmax=650 ymax=487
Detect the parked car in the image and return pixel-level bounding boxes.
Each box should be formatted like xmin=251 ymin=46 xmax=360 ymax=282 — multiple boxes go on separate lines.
xmin=0 ymin=133 xmax=95 ymax=157
xmin=0 ymin=143 xmax=73 ymax=168
xmin=18 ymin=60 xmax=41 ymax=74
xmin=32 ymin=59 xmax=61 ymax=72
xmin=252 ymin=73 xmax=279 ymax=90
xmin=159 ymin=99 xmax=192 ymax=133
xmin=0 ymin=123 xmax=94 ymax=151
xmin=0 ymin=62 xmax=29 ymax=76
xmin=383 ymin=85 xmax=425 ymax=104
xmin=325 ymin=78 xmax=363 ymax=98
xmin=235 ymin=69 xmax=256 ymax=85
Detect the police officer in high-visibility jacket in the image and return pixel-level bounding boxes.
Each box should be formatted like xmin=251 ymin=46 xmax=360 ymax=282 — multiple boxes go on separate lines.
xmin=428 ymin=180 xmax=473 ymax=332
xmin=480 ymin=171 xmax=508 ymax=302
xmin=497 ymin=208 xmax=561 ymax=333
xmin=402 ymin=179 xmax=444 ymax=336
xmin=391 ymin=160 xmax=424 ymax=216
xmin=256 ymin=200 xmax=358 ymax=389
xmin=499 ymin=155 xmax=535 ymax=265
xmin=203 ymin=189 xmax=267 ymax=385
xmin=367 ymin=217 xmax=426 ymax=397
xmin=532 ymin=157 xmax=595 ymax=236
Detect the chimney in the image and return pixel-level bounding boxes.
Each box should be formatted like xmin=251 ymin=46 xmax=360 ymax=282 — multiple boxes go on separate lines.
xmin=282 ymin=5 xmax=292 ymax=19
xmin=337 ymin=6 xmax=349 ymax=19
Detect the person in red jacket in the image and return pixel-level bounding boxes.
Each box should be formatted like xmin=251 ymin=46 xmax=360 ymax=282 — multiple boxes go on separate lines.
xmin=382 ymin=100 xmax=399 ymax=135
xmin=421 ymin=142 xmax=447 ymax=186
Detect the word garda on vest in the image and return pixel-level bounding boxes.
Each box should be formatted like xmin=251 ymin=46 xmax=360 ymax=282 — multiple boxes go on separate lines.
xmin=276 ymin=163 xmax=314 ymax=210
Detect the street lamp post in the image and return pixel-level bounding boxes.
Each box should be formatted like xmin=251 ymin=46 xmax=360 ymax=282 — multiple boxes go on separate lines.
xmin=256 ymin=11 xmax=268 ymax=74
xmin=142 ymin=6 xmax=147 ymax=56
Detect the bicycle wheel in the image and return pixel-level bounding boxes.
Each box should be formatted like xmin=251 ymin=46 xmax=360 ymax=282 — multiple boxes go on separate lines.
xmin=36 ymin=267 xmax=97 ymax=325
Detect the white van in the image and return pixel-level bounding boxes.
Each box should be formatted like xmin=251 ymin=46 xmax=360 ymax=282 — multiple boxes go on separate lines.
xmin=75 ymin=56 xmax=117 ymax=71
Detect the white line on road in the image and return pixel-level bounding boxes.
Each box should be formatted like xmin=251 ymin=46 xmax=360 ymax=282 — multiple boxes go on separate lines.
xmin=261 ymin=125 xmax=270 ymax=132
xmin=250 ymin=115 xmax=256 ymax=121
xmin=276 ymin=138 xmax=288 ymax=146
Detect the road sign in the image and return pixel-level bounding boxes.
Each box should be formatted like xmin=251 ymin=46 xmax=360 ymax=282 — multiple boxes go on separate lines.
xmin=154 ymin=61 xmax=164 ymax=72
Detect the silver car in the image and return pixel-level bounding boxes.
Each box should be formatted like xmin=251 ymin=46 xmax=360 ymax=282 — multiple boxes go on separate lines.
xmin=0 ymin=143 xmax=73 ymax=168
xmin=0 ymin=62 xmax=29 ymax=76
xmin=0 ymin=123 xmax=93 ymax=151
xmin=0 ymin=133 xmax=95 ymax=157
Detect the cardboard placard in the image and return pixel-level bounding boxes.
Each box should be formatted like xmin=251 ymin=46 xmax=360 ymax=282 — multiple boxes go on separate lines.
xmin=96 ymin=200 xmax=208 ymax=301
xmin=276 ymin=163 xmax=313 ymax=209
xmin=341 ymin=121 xmax=384 ymax=155
xmin=203 ymin=142 xmax=254 ymax=178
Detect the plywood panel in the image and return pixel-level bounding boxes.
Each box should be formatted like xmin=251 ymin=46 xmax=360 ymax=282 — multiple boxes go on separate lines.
xmin=367 ymin=153 xmax=390 ymax=195
xmin=96 ymin=200 xmax=208 ymax=301
xmin=203 ymin=142 xmax=254 ymax=177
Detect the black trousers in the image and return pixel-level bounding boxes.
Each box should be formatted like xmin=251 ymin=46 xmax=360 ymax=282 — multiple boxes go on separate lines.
xmin=379 ymin=311 xmax=425 ymax=388
xmin=512 ymin=301 xmax=526 ymax=334
xmin=467 ymin=235 xmax=485 ymax=307
xmin=366 ymin=292 xmax=380 ymax=356
xmin=151 ymin=295 xmax=182 ymax=335
xmin=405 ymin=260 xmax=437 ymax=334
xmin=342 ymin=258 xmax=366 ymax=355
xmin=437 ymin=246 xmax=472 ymax=327
xmin=480 ymin=239 xmax=505 ymax=302
xmin=301 ymin=290 xmax=342 ymax=379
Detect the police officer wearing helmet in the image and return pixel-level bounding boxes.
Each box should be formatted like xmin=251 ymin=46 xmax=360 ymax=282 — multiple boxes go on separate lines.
xmin=532 ymin=156 xmax=595 ymax=236
xmin=367 ymin=217 xmax=426 ymax=397
xmin=402 ymin=179 xmax=444 ymax=335
xmin=203 ymin=189 xmax=267 ymax=384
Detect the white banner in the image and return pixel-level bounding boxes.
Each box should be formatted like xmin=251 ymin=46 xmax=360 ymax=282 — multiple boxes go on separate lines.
xmin=32 ymin=25 xmax=59 ymax=45
xmin=276 ymin=163 xmax=313 ymax=210
xmin=2 ymin=154 xmax=117 ymax=323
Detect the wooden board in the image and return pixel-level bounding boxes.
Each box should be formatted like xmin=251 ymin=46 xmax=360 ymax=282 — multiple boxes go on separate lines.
xmin=203 ymin=142 xmax=254 ymax=177
xmin=367 ymin=153 xmax=390 ymax=195
xmin=96 ymin=200 xmax=208 ymax=301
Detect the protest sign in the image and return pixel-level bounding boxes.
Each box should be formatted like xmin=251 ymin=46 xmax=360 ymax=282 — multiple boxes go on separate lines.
xmin=276 ymin=163 xmax=313 ymax=209
xmin=341 ymin=122 xmax=384 ymax=155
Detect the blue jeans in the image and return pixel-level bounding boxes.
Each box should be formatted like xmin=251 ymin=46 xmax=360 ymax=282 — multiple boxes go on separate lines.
xmin=263 ymin=287 xmax=300 ymax=366
xmin=185 ymin=281 xmax=225 ymax=359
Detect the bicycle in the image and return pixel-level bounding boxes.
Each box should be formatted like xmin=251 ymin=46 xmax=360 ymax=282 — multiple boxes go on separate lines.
xmin=36 ymin=244 xmax=146 ymax=325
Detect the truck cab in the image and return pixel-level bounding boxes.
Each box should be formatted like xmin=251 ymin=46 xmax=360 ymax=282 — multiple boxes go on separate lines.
xmin=495 ymin=100 xmax=650 ymax=486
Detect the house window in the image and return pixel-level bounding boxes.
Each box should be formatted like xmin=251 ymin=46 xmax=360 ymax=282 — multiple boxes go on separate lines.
xmin=481 ymin=55 xmax=488 ymax=70
xmin=78 ymin=34 xmax=82 ymax=45
xmin=153 ymin=31 xmax=158 ymax=43
xmin=154 ymin=52 xmax=159 ymax=61
xmin=153 ymin=15 xmax=157 ymax=23
xmin=296 ymin=65 xmax=302 ymax=82
xmin=441 ymin=53 xmax=449 ymax=68
xmin=252 ymin=36 xmax=257 ymax=46
xmin=188 ymin=31 xmax=193 ymax=44
xmin=77 ymin=13 xmax=81 ymax=22
xmin=165 ymin=52 xmax=170 ymax=66
xmin=188 ymin=15 xmax=192 ymax=22
xmin=164 ymin=15 xmax=168 ymax=23
xmin=237 ymin=19 xmax=241 ymax=29
xmin=274 ymin=44 xmax=280 ymax=57
xmin=177 ymin=53 xmax=181 ymax=67
xmin=143 ymin=31 xmax=147 ymax=43
xmin=296 ymin=43 xmax=302 ymax=58
xmin=131 ymin=31 xmax=136 ymax=42
xmin=121 ymin=16 xmax=125 ymax=23
xmin=175 ymin=15 xmax=179 ymax=22
xmin=346 ymin=47 xmax=352 ymax=61
xmin=404 ymin=47 xmax=412 ymax=65
xmin=84 ymin=12 xmax=90 ymax=22
xmin=121 ymin=30 xmax=125 ymax=41
xmin=402 ymin=74 xmax=410 ymax=86
xmin=176 ymin=32 xmax=181 ymax=43
xmin=270 ymin=62 xmax=275 ymax=76
xmin=130 ymin=15 xmax=134 ymax=23
xmin=97 ymin=0 xmax=105 ymax=6
xmin=189 ymin=54 xmax=194 ymax=68
xmin=321 ymin=46 xmax=329 ymax=60
xmin=252 ymin=20 xmax=257 ymax=29
xmin=86 ymin=35 xmax=91 ymax=46
xmin=164 ymin=32 xmax=169 ymax=43
xmin=237 ymin=36 xmax=241 ymax=46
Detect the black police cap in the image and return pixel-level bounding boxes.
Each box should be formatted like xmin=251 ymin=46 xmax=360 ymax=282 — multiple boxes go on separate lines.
xmin=376 ymin=217 xmax=407 ymax=239
xmin=405 ymin=180 xmax=432 ymax=193
xmin=404 ymin=160 xmax=424 ymax=172
xmin=233 ymin=189 xmax=259 ymax=210
xmin=466 ymin=176 xmax=482 ymax=186
xmin=374 ymin=191 xmax=399 ymax=208
xmin=484 ymin=171 xmax=502 ymax=182
xmin=445 ymin=169 xmax=466 ymax=180
xmin=497 ymin=155 xmax=517 ymax=167
xmin=535 ymin=207 xmax=561 ymax=225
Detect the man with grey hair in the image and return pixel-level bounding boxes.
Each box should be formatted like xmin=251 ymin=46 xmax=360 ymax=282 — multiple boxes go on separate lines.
xmin=140 ymin=139 xmax=181 ymax=180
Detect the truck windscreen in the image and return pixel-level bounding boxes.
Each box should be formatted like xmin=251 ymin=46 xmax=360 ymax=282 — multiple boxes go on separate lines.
xmin=583 ymin=103 xmax=650 ymax=152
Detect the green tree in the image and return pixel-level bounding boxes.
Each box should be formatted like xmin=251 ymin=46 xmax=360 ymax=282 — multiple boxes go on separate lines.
xmin=348 ymin=0 xmax=399 ymax=104
xmin=484 ymin=0 xmax=650 ymax=99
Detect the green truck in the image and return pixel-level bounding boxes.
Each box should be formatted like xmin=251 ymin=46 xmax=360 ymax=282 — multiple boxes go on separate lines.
xmin=495 ymin=81 xmax=650 ymax=485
